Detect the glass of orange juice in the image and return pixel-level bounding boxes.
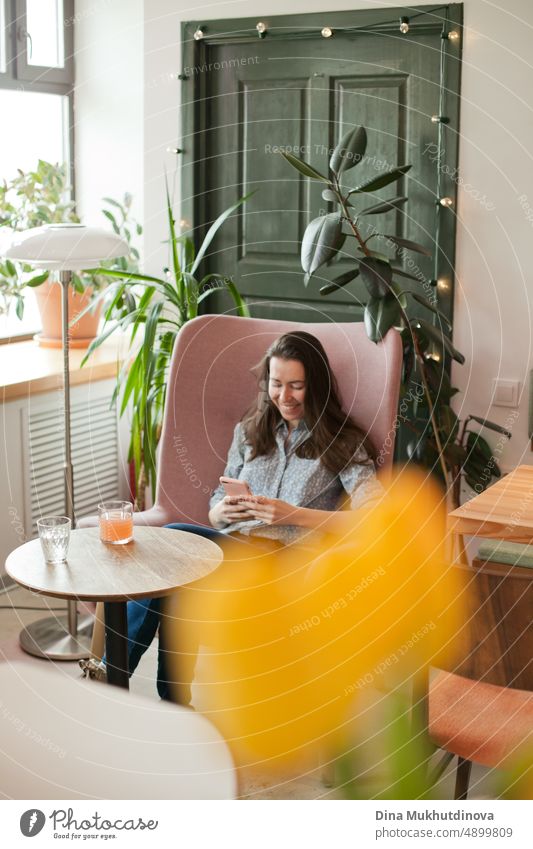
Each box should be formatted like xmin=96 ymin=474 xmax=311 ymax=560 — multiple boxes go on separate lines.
xmin=98 ymin=501 xmax=134 ymax=544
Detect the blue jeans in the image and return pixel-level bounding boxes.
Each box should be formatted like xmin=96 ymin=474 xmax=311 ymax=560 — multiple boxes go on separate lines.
xmin=110 ymin=523 xmax=257 ymax=702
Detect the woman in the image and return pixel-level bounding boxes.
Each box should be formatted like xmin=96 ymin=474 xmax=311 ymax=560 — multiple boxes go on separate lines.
xmin=82 ymin=331 xmax=383 ymax=699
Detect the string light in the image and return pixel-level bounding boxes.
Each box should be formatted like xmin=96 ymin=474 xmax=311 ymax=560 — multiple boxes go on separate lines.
xmin=439 ymin=197 xmax=454 ymax=207
xmin=399 ymin=17 xmax=410 ymax=34
xmin=431 ymin=115 xmax=449 ymax=124
xmin=256 ymin=22 xmax=267 ymax=38
xmin=437 ymin=278 xmax=450 ymax=292
xmin=447 ymin=30 xmax=460 ymax=41
xmin=193 ymin=27 xmax=205 ymax=41
xmin=321 ymin=26 xmax=333 ymax=38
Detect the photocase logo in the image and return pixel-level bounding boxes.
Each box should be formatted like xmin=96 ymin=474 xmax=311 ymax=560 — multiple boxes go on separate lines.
xmin=20 ymin=809 xmax=46 ymax=837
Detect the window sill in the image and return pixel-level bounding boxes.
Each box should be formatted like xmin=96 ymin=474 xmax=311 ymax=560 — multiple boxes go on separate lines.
xmin=0 ymin=334 xmax=127 ymax=402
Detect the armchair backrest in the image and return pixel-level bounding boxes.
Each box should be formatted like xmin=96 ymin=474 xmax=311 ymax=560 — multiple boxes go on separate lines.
xmin=154 ymin=315 xmax=402 ymax=526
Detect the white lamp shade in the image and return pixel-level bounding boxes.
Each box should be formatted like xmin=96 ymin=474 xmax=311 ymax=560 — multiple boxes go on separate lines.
xmin=2 ymin=223 xmax=129 ymax=270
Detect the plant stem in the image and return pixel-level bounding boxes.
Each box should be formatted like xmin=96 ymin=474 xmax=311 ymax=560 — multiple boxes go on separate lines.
xmin=336 ymin=178 xmax=451 ymax=489
xmin=412 ymin=337 xmax=452 ymax=491
xmin=336 ymin=181 xmax=370 ymax=257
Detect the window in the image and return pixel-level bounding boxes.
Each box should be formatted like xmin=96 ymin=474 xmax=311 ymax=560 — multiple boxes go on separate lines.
xmin=26 ymin=0 xmax=65 ymax=68
xmin=0 ymin=0 xmax=74 ymax=340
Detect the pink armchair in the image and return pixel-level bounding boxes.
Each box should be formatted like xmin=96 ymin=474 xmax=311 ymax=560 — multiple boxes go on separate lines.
xmin=81 ymin=314 xmax=402 ymax=530
xmin=80 ymin=315 xmax=402 ymax=656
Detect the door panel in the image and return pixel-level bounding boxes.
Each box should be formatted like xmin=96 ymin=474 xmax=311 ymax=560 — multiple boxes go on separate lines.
xmin=183 ymin=7 xmax=462 ymax=327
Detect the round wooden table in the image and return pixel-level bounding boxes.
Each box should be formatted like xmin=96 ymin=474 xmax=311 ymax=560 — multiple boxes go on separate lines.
xmin=5 ymin=527 xmax=223 ymax=688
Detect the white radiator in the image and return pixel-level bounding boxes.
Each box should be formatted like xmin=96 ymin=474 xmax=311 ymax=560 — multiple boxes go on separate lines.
xmin=28 ymin=390 xmax=120 ymax=533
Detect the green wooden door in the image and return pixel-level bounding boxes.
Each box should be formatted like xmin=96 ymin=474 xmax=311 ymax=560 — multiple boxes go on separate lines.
xmin=181 ymin=6 xmax=462 ymax=324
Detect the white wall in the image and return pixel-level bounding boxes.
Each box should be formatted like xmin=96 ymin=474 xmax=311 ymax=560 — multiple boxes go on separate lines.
xmin=74 ymin=0 xmax=144 ymax=237
xmin=79 ymin=0 xmax=533 ymax=472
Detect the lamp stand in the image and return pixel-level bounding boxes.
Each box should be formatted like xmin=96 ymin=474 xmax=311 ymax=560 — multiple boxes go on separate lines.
xmin=19 ymin=271 xmax=92 ymax=660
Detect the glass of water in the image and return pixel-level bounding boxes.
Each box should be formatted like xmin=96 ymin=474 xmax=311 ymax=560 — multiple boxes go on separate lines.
xmin=37 ymin=516 xmax=71 ymax=563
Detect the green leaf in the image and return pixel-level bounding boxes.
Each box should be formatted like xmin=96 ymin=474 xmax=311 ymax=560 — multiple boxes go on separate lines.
xmin=279 ymin=151 xmax=330 ymax=183
xmin=467 ymin=415 xmax=512 ymax=438
xmin=466 ymin=432 xmax=502 ymax=477
xmin=408 ymin=292 xmax=452 ymax=329
xmin=391 ymin=265 xmax=426 ymax=283
xmin=319 ymin=267 xmax=360 ymax=296
xmin=164 ymin=176 xmax=182 ymax=309
xmin=301 ymin=213 xmax=345 ymax=276
xmin=102 ymin=209 xmax=118 ymax=227
xmin=25 ymin=271 xmax=49 ymax=287
xmin=390 ymin=280 xmax=407 ymax=309
xmin=72 ymin=273 xmax=84 ymax=294
xmin=102 ymin=197 xmax=125 ymax=211
xmin=15 ymin=295 xmax=24 ymax=320
xmin=383 ymin=234 xmax=431 ymax=257
xmin=359 ymin=256 xmax=393 ymax=298
xmin=353 ymin=165 xmax=412 ymax=194
xmin=414 ymin=318 xmax=465 ymax=365
xmin=80 ymin=321 xmax=119 ymax=366
xmin=359 ymin=196 xmax=408 ymax=216
xmin=364 ymin=294 xmax=401 ymax=343
xmin=224 ymin=278 xmax=250 ymax=317
xmin=329 ymin=126 xmax=367 ymax=175
xmin=5 ymin=259 xmax=17 ymax=277
xmin=191 ymin=192 xmax=252 ymax=276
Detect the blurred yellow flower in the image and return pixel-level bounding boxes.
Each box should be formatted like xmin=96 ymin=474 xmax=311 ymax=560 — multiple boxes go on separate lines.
xmin=166 ymin=468 xmax=465 ymax=773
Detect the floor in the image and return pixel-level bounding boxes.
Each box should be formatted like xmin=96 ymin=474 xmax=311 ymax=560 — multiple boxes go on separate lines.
xmin=0 ymin=584 xmax=497 ymax=800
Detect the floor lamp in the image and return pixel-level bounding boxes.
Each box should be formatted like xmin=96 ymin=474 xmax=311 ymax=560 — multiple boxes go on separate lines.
xmin=3 ymin=224 xmax=128 ymax=660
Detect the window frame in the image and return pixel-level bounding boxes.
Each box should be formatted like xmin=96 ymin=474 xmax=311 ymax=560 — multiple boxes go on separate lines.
xmin=0 ymin=0 xmax=74 ymax=169
xmin=13 ymin=0 xmax=74 ymax=85
xmin=0 ymin=0 xmax=75 ymax=342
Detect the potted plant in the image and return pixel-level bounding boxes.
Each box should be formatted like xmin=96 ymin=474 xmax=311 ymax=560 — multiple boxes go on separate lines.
xmin=83 ymin=181 xmax=250 ymax=509
xmin=0 ymin=160 xmax=140 ymax=346
xmin=281 ymin=129 xmax=510 ymax=510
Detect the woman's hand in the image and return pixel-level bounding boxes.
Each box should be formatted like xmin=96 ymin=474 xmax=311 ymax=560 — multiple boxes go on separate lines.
xmin=209 ymin=496 xmax=255 ymax=529
xmin=241 ymin=495 xmax=300 ymax=526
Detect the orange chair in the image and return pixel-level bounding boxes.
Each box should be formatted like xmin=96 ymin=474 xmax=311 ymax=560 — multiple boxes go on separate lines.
xmin=427 ymin=556 xmax=533 ymax=798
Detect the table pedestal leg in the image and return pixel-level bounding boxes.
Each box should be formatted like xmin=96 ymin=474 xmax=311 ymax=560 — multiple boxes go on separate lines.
xmin=104 ymin=601 xmax=129 ymax=689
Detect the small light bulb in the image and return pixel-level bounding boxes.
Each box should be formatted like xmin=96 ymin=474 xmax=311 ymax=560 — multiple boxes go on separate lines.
xmin=447 ymin=30 xmax=460 ymax=41
xmin=437 ymin=278 xmax=450 ymax=291
xmin=439 ymin=197 xmax=454 ymax=207
xmin=399 ymin=16 xmax=410 ymax=34
xmin=193 ymin=27 xmax=205 ymax=41
xmin=431 ymin=115 xmax=450 ymax=124
xmin=256 ymin=21 xmax=267 ymax=37
xmin=321 ymin=26 xmax=333 ymax=38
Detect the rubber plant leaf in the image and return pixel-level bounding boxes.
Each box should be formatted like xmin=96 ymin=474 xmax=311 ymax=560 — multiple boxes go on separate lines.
xmin=383 ymin=234 xmax=431 ymax=256
xmin=364 ymin=294 xmax=401 ymax=343
xmin=359 ymin=256 xmax=393 ymax=298
xmin=320 ymin=267 xmax=360 ymax=296
xmin=353 ymin=165 xmax=412 ymax=194
xmin=359 ymin=196 xmax=408 ymax=216
xmin=279 ymin=151 xmax=329 ymax=183
xmin=301 ymin=213 xmax=345 ymax=276
xmin=415 ymin=318 xmax=465 ymax=365
xmin=329 ymin=126 xmax=368 ymax=175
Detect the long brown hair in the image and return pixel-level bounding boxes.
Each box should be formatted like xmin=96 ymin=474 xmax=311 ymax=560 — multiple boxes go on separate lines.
xmin=242 ymin=331 xmax=373 ymax=474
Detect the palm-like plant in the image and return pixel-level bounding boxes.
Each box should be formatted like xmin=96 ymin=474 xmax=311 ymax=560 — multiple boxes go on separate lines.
xmin=281 ymin=128 xmax=510 ymax=506
xmin=83 ymin=183 xmax=250 ymax=509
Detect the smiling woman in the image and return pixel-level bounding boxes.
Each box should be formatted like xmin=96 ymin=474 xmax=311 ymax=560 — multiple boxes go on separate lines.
xmin=83 ymin=330 xmax=384 ymax=699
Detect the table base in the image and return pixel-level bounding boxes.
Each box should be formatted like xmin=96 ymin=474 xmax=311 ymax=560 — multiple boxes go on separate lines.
xmin=19 ymin=614 xmax=93 ymax=660
xmin=104 ymin=601 xmax=129 ymax=689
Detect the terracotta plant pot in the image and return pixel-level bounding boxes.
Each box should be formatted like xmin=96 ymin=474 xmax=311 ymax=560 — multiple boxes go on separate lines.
xmin=33 ymin=279 xmax=103 ymax=349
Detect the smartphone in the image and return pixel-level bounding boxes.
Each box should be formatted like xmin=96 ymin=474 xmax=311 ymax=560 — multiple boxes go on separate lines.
xmin=220 ymin=476 xmax=252 ymax=498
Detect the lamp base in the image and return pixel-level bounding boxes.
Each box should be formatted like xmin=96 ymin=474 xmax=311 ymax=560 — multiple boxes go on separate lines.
xmin=19 ymin=614 xmax=93 ymax=660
